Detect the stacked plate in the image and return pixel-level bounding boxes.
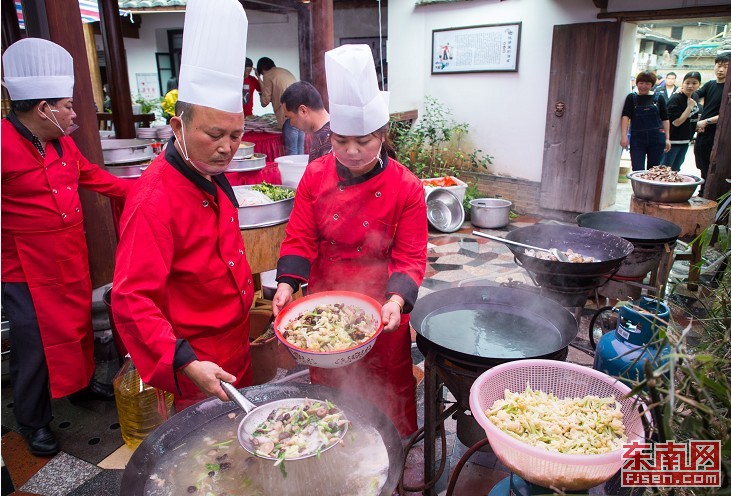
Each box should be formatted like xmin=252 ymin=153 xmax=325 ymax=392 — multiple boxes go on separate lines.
xmin=156 ymin=125 xmax=173 ymax=140
xmin=136 ymin=127 xmax=157 ymax=139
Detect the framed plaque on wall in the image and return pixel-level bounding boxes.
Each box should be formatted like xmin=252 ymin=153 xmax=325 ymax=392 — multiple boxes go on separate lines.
xmin=432 ymin=22 xmax=521 ymax=74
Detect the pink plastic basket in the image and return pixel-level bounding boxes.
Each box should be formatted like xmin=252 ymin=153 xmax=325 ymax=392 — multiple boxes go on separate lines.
xmin=469 ymin=359 xmax=649 ymax=491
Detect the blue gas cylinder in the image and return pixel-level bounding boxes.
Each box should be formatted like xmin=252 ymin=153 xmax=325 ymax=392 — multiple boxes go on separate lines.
xmin=593 ymin=296 xmax=671 ymax=385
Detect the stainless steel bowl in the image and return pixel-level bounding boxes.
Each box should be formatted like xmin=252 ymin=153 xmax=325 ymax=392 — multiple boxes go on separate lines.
xmin=234 ymin=141 xmax=255 ymax=159
xmin=627 ymin=171 xmax=704 ymax=203
xmin=427 ymin=188 xmax=465 ymax=233
xmin=235 ymin=186 xmax=295 ymax=229
xmin=101 ymin=138 xmax=154 ymax=164
xmin=104 ymin=162 xmax=149 ymax=178
xmin=227 ymin=153 xmax=266 ymax=172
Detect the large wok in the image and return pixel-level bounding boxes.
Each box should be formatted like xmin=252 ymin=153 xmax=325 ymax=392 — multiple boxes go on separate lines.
xmin=121 ymin=383 xmax=403 ymax=496
xmin=504 ymin=224 xmax=634 ymax=279
xmin=411 ymin=286 xmax=578 ymax=367
xmin=576 ymin=211 xmax=681 ymax=245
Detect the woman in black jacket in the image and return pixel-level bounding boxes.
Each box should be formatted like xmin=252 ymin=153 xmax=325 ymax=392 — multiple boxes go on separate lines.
xmin=664 ymin=71 xmax=702 ymax=172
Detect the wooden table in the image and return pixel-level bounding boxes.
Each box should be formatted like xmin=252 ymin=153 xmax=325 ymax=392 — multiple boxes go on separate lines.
xmin=630 ymin=196 xmax=717 ymax=290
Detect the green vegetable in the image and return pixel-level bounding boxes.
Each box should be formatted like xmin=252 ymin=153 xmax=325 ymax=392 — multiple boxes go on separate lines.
xmin=250 ymin=182 xmax=294 ymax=202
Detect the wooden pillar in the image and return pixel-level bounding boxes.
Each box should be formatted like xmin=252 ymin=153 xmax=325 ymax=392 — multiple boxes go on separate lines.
xmin=705 ymin=74 xmax=731 ymax=202
xmin=297 ymin=5 xmax=312 ymax=84
xmin=2 ymin=0 xmax=22 ymax=50
xmin=83 ymin=23 xmax=105 ymax=114
xmin=19 ymin=0 xmax=50 ymax=38
xmin=98 ymin=0 xmax=135 ymax=138
xmin=28 ymin=0 xmax=119 ymax=287
xmin=310 ymin=0 xmax=334 ymax=109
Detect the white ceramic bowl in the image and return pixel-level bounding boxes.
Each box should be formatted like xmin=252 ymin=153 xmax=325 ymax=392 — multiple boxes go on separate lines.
xmin=274 ymin=291 xmax=384 ymax=368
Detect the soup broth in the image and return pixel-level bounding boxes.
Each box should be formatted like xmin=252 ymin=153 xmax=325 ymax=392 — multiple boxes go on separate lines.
xmin=144 ymin=409 xmax=388 ymax=496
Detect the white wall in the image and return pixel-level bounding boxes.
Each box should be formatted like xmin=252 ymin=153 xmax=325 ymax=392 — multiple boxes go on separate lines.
xmin=388 ymin=0 xmax=607 ymax=181
xmin=122 ymin=9 xmax=300 ymax=116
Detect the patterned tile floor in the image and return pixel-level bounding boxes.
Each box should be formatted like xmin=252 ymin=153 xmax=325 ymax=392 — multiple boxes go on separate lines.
xmin=0 ymin=209 xmax=709 ymax=496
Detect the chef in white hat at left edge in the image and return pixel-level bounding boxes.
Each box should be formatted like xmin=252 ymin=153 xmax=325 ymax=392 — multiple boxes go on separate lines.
xmin=112 ymin=0 xmax=256 ymax=410
xmin=1 ymin=38 xmax=132 ymax=456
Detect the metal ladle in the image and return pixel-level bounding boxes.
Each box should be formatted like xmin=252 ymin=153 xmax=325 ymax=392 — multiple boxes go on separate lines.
xmin=472 ymin=231 xmax=570 ymax=262
xmin=220 ymin=381 xmax=349 ymax=462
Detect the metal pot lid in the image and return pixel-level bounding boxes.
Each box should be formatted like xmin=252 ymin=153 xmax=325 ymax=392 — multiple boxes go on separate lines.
xmin=576 ymin=211 xmax=681 ymax=244
xmin=411 ymin=287 xmax=577 ymax=365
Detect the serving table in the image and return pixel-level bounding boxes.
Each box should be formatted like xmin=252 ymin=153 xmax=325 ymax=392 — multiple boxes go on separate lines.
xmin=242 ymin=131 xmax=284 ymax=162
xmin=630 ymin=195 xmax=717 ymax=290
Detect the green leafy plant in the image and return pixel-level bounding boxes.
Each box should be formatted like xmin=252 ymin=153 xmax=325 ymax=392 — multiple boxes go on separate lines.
xmin=624 ymin=283 xmax=731 ymax=493
xmin=134 ymin=95 xmax=161 ymax=114
xmin=391 ymin=96 xmax=492 ymax=179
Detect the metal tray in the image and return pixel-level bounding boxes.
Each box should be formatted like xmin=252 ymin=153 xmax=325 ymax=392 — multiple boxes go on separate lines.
xmin=227 ymin=153 xmax=266 ymax=172
xmin=101 ymin=139 xmax=154 ymax=164
xmin=234 ymin=141 xmax=255 ymax=159
xmin=104 ymin=163 xmax=149 ymax=178
xmin=235 ymin=185 xmax=294 ymax=230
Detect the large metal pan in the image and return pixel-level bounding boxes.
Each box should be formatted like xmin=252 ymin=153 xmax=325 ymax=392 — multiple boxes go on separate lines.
xmin=411 ymin=286 xmax=578 ymax=367
xmin=121 ymin=383 xmax=403 ymax=496
xmin=576 ymin=211 xmax=681 ymax=245
xmin=505 ymin=224 xmax=634 ymax=278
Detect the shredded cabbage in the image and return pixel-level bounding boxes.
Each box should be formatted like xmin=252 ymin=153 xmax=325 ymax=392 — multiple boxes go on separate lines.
xmin=485 ymin=384 xmax=626 ymax=454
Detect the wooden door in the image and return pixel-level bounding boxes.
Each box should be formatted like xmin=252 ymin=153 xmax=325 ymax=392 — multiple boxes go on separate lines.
xmin=540 ymin=22 xmax=620 ymax=212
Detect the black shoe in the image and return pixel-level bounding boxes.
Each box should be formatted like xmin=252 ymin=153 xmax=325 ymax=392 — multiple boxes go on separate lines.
xmin=22 ymin=426 xmax=60 ymax=457
xmin=67 ymin=379 xmax=116 ymax=402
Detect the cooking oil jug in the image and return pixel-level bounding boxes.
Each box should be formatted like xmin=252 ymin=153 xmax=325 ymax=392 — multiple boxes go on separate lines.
xmin=593 ymin=296 xmax=670 ymax=386
xmin=113 ymin=356 xmax=174 ymax=448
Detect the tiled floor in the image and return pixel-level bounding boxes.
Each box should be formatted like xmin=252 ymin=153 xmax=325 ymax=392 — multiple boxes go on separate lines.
xmin=0 ymin=194 xmax=711 ymax=495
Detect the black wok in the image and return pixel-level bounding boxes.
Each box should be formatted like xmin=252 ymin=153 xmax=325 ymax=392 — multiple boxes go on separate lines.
xmin=576 ymin=211 xmax=681 ymax=245
xmin=504 ymin=224 xmax=634 ymax=278
xmin=410 ymin=286 xmax=578 ymax=367
xmin=121 ymin=383 xmax=403 ymax=496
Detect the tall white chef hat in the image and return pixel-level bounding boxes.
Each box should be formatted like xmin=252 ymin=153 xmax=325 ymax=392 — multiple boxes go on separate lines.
xmin=177 ymin=0 xmax=248 ymax=114
xmin=326 ymin=44 xmax=390 ymax=136
xmin=2 ymin=38 xmax=74 ymax=101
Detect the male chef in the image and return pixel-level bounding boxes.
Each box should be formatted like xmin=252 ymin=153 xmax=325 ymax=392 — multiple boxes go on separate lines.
xmin=1 ymin=38 xmax=131 ymax=456
xmin=112 ymin=0 xmax=254 ymax=409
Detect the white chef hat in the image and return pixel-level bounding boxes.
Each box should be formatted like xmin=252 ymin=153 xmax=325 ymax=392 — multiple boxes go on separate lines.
xmin=326 ymin=44 xmax=390 ymax=136
xmin=177 ymin=0 xmax=248 ymax=114
xmin=2 ymin=38 xmax=74 ymax=101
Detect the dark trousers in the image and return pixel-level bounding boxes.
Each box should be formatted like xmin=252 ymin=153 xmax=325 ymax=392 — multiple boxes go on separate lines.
xmin=662 ymin=143 xmax=689 ymax=172
xmin=1 ymin=282 xmax=52 ymax=432
xmin=694 ymin=131 xmax=715 ymax=196
xmin=629 ymin=129 xmax=665 ymax=171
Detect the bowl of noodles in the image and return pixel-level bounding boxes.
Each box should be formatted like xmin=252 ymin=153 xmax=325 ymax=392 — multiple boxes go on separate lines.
xmin=273 ymin=291 xmax=384 ymax=368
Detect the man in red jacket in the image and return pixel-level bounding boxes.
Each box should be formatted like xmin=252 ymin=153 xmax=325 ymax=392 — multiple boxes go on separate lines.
xmin=1 ymin=38 xmax=131 ymax=456
xmin=112 ymin=0 xmax=254 ymax=409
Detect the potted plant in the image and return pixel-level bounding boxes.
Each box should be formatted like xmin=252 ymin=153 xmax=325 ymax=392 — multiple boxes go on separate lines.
xmin=391 ymin=96 xmax=492 ymax=202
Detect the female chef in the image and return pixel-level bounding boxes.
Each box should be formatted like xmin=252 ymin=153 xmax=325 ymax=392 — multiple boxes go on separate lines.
xmin=272 ymin=44 xmax=428 ymax=438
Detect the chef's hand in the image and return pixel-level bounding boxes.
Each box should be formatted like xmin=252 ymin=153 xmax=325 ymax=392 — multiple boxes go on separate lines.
xmin=381 ymin=297 xmax=404 ymax=333
xmin=620 ymin=136 xmax=629 ymax=149
xmin=181 ymin=360 xmax=236 ymax=402
xmin=664 ymin=139 xmax=672 ymax=153
xmin=271 ymin=283 xmax=294 ymax=316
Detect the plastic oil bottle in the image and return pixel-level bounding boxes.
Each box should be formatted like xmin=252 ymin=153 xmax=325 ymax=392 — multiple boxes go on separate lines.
xmin=113 ymin=356 xmax=174 ymax=448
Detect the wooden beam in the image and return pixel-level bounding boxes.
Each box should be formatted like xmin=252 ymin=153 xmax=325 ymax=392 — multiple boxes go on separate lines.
xmin=297 ymin=4 xmax=313 ymax=84
xmin=311 ymin=0 xmax=334 ymax=110
xmin=83 ymin=23 xmax=105 ymax=114
xmin=98 ymin=0 xmax=136 ymax=139
xmin=705 ymin=75 xmax=731 ymax=202
xmin=592 ymin=0 xmax=607 ymax=9
xmin=597 ymin=5 xmax=731 ymax=21
xmin=43 ymin=0 xmax=119 ymax=287
xmin=2 ymin=0 xmax=22 ymax=50
xmin=20 ymin=0 xmax=50 ymax=38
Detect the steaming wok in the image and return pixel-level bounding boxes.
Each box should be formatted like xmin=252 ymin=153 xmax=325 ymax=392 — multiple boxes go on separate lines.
xmin=121 ymin=383 xmax=403 ymax=496
xmin=505 ymin=224 xmax=634 ymax=278
xmin=410 ymin=286 xmax=578 ymax=367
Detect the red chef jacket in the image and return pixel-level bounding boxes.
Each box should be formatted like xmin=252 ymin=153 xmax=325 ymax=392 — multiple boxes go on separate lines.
xmin=277 ymin=152 xmax=428 ymax=436
xmin=1 ymin=116 xmax=131 ymax=398
xmin=112 ymin=142 xmax=254 ymax=409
